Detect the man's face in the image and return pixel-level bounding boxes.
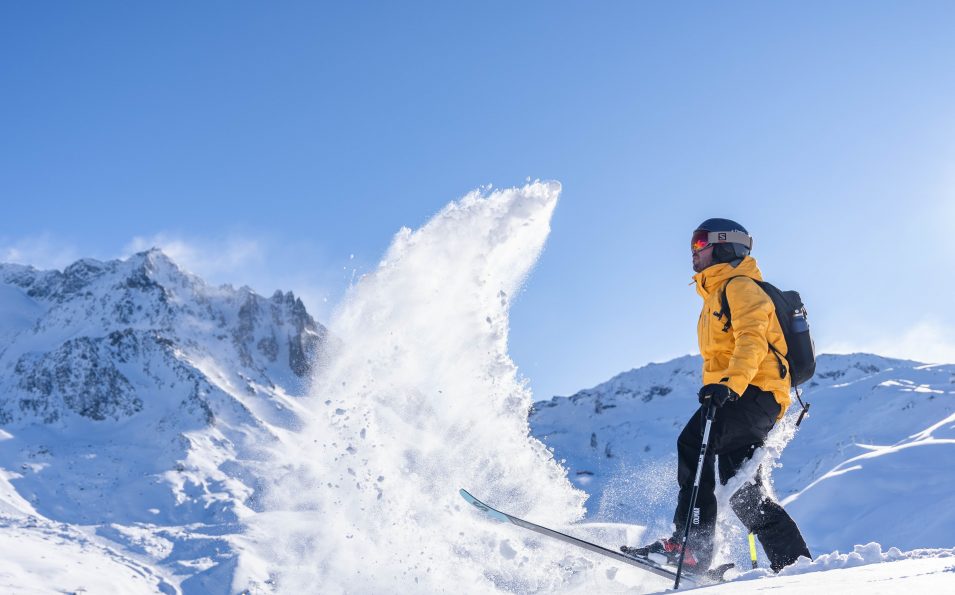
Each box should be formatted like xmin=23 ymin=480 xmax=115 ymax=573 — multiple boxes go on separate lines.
xmin=692 ymin=244 xmax=714 ymax=273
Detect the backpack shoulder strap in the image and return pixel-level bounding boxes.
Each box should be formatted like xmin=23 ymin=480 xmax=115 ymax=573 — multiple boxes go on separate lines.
xmin=722 ymin=277 xmax=789 ymax=379
xmin=718 ymin=275 xmax=749 ymax=332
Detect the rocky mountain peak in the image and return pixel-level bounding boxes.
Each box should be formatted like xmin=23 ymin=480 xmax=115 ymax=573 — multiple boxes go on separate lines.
xmin=122 ymin=248 xmax=188 ymax=283
xmin=0 ymin=251 xmax=332 ymax=586
xmin=0 ymin=251 xmax=327 ymax=427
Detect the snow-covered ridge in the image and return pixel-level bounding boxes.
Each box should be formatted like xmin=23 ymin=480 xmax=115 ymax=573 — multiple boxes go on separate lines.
xmin=0 ymin=249 xmax=328 ymax=592
xmin=529 ymin=352 xmax=955 ymax=560
xmin=0 ymin=248 xmax=325 ymax=425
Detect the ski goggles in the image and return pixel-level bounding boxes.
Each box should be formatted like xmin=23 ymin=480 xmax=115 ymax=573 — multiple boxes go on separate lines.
xmin=691 ymin=229 xmax=753 ymax=253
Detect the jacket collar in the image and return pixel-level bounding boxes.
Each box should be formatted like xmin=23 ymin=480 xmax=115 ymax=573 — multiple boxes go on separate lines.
xmin=693 ymin=255 xmax=764 ymax=299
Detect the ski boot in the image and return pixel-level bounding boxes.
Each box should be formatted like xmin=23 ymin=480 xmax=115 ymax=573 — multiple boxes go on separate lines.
xmin=621 ymin=538 xmax=735 ymax=584
xmin=620 ymin=537 xmax=699 ymax=568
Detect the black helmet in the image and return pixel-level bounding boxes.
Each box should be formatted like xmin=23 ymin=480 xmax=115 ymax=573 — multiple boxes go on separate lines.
xmin=692 ymin=218 xmax=753 ymax=263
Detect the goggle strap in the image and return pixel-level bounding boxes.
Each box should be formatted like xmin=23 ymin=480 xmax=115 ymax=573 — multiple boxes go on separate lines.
xmin=707 ymin=230 xmax=753 ymax=249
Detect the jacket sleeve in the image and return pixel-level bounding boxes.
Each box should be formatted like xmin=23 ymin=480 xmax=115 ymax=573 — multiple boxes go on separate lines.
xmin=722 ymin=278 xmax=774 ymax=396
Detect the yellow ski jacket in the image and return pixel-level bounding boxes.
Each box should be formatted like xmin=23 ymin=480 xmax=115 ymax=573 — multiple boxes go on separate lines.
xmin=693 ymin=256 xmax=791 ymax=417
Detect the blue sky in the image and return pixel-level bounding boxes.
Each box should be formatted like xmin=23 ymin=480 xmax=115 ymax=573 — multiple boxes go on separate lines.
xmin=3 ymin=2 xmax=955 ymax=399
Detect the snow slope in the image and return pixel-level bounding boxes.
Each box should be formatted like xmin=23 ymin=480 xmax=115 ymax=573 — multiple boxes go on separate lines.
xmin=0 ymin=512 xmax=178 ymax=595
xmin=692 ymin=544 xmax=955 ymax=595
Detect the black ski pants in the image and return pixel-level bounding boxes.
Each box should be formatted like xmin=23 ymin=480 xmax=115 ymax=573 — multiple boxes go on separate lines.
xmin=673 ymin=385 xmax=811 ymax=572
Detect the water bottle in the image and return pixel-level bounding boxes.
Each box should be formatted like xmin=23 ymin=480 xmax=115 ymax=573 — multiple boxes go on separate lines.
xmin=789 ymin=307 xmax=815 ymax=386
xmin=791 ymin=309 xmax=809 ymax=333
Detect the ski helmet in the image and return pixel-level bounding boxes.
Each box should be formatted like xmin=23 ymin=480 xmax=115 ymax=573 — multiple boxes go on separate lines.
xmin=692 ymin=218 xmax=753 ymax=263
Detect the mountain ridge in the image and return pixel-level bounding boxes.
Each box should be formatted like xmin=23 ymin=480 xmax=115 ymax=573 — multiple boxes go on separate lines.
xmin=0 ymin=248 xmax=325 ymax=426
xmin=529 ymin=351 xmax=955 ymax=559
xmin=0 ymin=249 xmax=329 ymax=591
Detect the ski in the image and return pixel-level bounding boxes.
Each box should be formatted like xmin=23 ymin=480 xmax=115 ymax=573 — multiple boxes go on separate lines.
xmin=459 ymin=488 xmax=702 ymax=586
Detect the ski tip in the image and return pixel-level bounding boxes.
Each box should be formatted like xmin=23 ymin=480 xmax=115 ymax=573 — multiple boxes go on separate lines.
xmin=459 ymin=488 xmax=482 ymax=507
xmin=458 ymin=489 xmax=509 ymax=522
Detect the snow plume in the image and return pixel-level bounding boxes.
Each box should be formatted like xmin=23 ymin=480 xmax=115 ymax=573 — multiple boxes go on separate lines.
xmin=712 ymin=409 xmax=800 ymax=568
xmin=594 ymin=458 xmax=675 ymax=530
xmin=242 ymin=182 xmax=588 ymax=594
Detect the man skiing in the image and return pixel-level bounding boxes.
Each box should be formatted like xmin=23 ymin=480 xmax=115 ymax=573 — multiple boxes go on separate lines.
xmin=623 ymin=218 xmax=811 ymax=574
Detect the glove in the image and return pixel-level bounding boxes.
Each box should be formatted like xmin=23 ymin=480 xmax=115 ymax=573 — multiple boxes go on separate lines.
xmin=698 ymin=382 xmax=738 ymax=407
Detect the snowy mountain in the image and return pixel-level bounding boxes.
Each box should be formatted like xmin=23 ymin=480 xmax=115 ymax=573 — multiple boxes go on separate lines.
xmin=1 ymin=204 xmax=953 ymax=593
xmin=529 ymin=352 xmax=955 ymax=561
xmin=0 ymin=249 xmax=326 ymax=592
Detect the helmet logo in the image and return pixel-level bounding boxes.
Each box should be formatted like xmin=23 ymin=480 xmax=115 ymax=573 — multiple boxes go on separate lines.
xmin=717 ymin=232 xmax=727 ymax=241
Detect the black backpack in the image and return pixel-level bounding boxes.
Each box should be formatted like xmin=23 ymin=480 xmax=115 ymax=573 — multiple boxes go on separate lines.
xmin=718 ymin=276 xmax=816 ymax=387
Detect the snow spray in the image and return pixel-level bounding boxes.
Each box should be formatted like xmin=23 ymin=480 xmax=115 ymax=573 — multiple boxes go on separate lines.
xmin=241 ymin=183 xmax=591 ymax=594
xmin=713 ymin=411 xmax=800 ymax=569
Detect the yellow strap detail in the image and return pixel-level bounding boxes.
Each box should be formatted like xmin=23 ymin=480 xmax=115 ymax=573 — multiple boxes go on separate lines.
xmin=748 ymin=532 xmax=758 ymax=568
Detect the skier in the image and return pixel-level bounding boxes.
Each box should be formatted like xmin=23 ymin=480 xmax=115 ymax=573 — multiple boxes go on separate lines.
xmin=623 ymin=218 xmax=811 ymax=574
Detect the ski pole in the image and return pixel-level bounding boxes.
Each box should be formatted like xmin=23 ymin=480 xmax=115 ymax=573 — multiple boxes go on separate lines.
xmin=674 ymin=400 xmax=716 ymax=589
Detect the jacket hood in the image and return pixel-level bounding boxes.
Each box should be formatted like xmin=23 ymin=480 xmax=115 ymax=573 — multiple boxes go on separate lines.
xmin=693 ymin=256 xmax=764 ymax=299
